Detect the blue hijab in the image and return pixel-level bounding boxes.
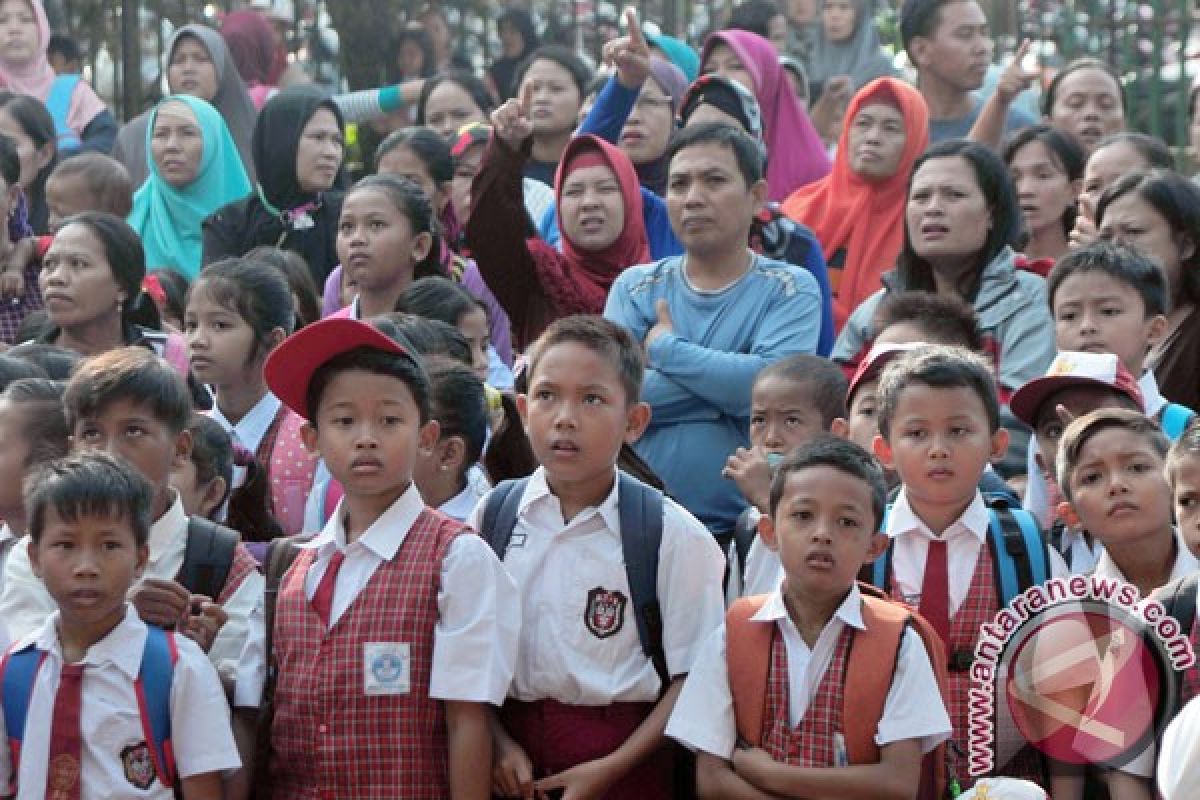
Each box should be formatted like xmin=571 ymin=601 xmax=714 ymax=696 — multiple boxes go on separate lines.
xmin=129 ymin=94 xmax=252 ymax=277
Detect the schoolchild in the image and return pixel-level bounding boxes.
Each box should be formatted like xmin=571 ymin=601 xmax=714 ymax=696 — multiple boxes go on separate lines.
xmin=43 ymin=152 xmax=134 ymax=233
xmin=258 ymin=316 xmax=518 ymax=799
xmin=667 ymin=436 xmax=951 ymax=799
xmin=412 ymin=358 xmax=492 ymax=522
xmin=471 ymin=315 xmax=725 ymax=799
xmin=0 ymin=452 xmax=239 ymax=799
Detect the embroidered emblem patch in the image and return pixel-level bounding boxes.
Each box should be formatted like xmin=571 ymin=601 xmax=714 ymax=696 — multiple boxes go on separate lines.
xmin=584 ymin=587 xmax=627 ymax=639
xmin=121 ymin=741 xmax=156 ymax=790
xmin=48 ymin=752 xmax=80 ymax=795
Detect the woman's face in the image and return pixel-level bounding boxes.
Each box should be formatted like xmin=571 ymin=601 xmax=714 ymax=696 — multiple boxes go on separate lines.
xmin=337 ymin=187 xmax=428 ymax=293
xmin=619 ymin=79 xmax=675 ymax=165
xmin=823 ymin=0 xmax=858 ymax=43
xmin=1079 ymin=141 xmax=1148 ymax=222
xmin=450 ymin=142 xmax=483 ymax=221
xmin=520 ymin=59 xmax=582 ymax=137
xmin=0 ymin=107 xmax=51 ymax=189
xmin=1048 ymin=67 xmax=1124 ymax=153
xmin=1009 ymin=139 xmax=1077 ymax=238
xmin=704 ymin=43 xmax=756 ymax=97
xmin=377 ymin=144 xmax=445 ymax=212
xmin=1099 ymin=192 xmax=1191 ymax=302
xmin=0 ymin=0 xmax=38 ymax=66
xmin=150 ymin=100 xmax=205 ymax=188
xmin=905 ymin=155 xmax=991 ymax=264
xmin=423 ymin=81 xmax=486 ymax=140
xmin=558 ymin=163 xmax=625 ymax=251
xmin=846 ymin=101 xmax=906 ymax=181
xmin=167 ymin=35 xmax=219 ymax=102
xmin=39 ymin=223 xmax=124 ymax=330
xmin=398 ymin=39 xmax=427 ymax=78
xmin=295 ymin=108 xmax=344 ymax=194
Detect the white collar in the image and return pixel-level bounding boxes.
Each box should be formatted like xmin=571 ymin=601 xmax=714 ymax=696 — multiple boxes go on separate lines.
xmin=752 ymin=583 xmax=867 ymax=633
xmin=519 ymin=466 xmax=621 ymax=535
xmin=1093 ymin=528 xmax=1199 ymax=585
xmin=0 ymin=522 xmax=16 ymax=545
xmin=301 ymin=482 xmax=426 ymax=561
xmin=28 ymin=605 xmax=147 ymax=680
xmin=210 ymin=392 xmax=282 ymax=455
xmin=1139 ymin=371 xmax=1167 ymax=416
xmin=886 ymin=489 xmax=990 ymax=542
xmin=147 ymin=491 xmax=188 ymax=562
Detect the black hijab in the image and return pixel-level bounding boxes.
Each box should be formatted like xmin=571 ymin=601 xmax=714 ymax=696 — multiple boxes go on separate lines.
xmin=252 ymin=85 xmax=346 ymax=212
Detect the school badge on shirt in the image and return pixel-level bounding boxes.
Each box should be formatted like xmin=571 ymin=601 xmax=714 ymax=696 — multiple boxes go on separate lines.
xmin=584 ymin=587 xmax=627 ymax=639
xmin=364 ymin=642 xmax=411 ymax=695
xmin=121 ymin=741 xmax=156 ymax=790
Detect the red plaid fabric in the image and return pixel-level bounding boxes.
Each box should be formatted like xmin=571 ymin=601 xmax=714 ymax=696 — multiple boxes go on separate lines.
xmin=268 ymin=508 xmax=463 ymax=799
xmin=761 ymin=624 xmax=854 ymax=766
xmin=1184 ymin=614 xmax=1200 ymax=705
xmin=216 ymin=543 xmax=260 ymax=606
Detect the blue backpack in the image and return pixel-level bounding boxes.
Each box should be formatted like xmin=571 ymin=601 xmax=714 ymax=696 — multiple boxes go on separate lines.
xmin=1160 ymin=403 xmax=1195 ymax=442
xmin=44 ymin=74 xmax=83 ymax=154
xmin=1 ymin=625 xmax=178 ymax=791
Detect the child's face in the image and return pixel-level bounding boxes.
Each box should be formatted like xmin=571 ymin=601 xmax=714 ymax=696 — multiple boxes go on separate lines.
xmin=1033 ymin=386 xmax=1131 ymax=474
xmin=72 ymin=397 xmax=190 ymax=508
xmin=0 ymin=0 xmax=39 ymax=67
xmin=29 ymin=508 xmax=148 ymax=631
xmin=184 ymin=288 xmax=261 ymax=389
xmin=0 ymin=397 xmax=30 ymax=514
xmin=1066 ymin=426 xmax=1172 ymax=546
xmin=749 ymin=375 xmax=825 ymax=457
xmin=761 ymin=465 xmax=886 ymax=599
xmin=301 ymin=369 xmax=439 ymax=500
xmin=457 ymin=306 xmax=490 ymax=383
xmin=45 ymin=172 xmax=99 ymax=234
xmin=1052 ymin=271 xmax=1162 ymax=377
xmin=846 ymin=379 xmax=880 ymax=453
xmin=1167 ymin=453 xmax=1200 ymax=559
xmin=520 ymin=341 xmax=649 ymax=497
xmin=169 ymin=458 xmax=225 ymax=521
xmin=875 ymin=384 xmax=1007 ymax=510
xmin=336 ymin=187 xmax=432 ymax=295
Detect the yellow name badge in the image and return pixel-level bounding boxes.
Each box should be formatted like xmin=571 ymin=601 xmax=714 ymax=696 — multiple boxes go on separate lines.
xmin=364 ymin=642 xmax=411 ymax=696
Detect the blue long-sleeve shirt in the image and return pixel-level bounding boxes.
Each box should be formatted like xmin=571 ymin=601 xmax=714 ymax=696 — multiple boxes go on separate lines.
xmin=604 ymin=254 xmax=822 ymax=532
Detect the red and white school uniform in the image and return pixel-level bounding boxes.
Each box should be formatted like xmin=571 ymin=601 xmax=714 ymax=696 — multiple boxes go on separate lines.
xmin=267 ymin=483 xmax=518 ymax=800
xmin=667 ymin=584 xmax=951 ymax=762
xmin=0 ymin=606 xmax=240 ymax=799
xmin=467 ymin=467 xmax=726 ymax=800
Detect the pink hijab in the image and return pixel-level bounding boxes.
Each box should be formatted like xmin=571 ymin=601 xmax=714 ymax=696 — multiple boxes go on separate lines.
xmin=0 ymin=0 xmax=106 ymax=134
xmin=702 ymin=29 xmax=830 ymax=201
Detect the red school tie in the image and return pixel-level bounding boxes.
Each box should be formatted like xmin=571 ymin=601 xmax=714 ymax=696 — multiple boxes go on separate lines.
xmin=311 ymin=549 xmax=346 ymax=628
xmin=918 ymin=538 xmax=951 ymax=647
xmin=45 ymin=663 xmax=84 ymax=800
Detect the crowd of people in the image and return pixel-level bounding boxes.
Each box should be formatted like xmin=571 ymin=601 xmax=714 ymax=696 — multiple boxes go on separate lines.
xmin=0 ymin=0 xmax=1198 ymax=797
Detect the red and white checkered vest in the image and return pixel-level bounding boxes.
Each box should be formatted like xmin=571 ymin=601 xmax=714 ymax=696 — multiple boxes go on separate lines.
xmin=761 ymin=624 xmax=855 ymax=766
xmin=268 ymin=508 xmax=463 ymax=799
xmin=216 ymin=542 xmax=260 ymax=606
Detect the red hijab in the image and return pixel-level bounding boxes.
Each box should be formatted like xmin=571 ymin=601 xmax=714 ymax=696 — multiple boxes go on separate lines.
xmin=551 ymin=135 xmax=650 ymax=310
xmin=782 ymin=78 xmax=929 ymax=330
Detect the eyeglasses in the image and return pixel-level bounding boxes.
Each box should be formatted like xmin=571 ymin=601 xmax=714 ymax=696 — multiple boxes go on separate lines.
xmin=633 ymin=95 xmax=673 ymax=113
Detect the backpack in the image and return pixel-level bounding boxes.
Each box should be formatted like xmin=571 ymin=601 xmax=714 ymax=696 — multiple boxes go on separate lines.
xmin=177 ymin=516 xmax=241 ymax=601
xmin=1159 ymin=572 xmax=1198 ymax=710
xmin=44 ymin=74 xmax=82 ymax=154
xmin=1 ymin=625 xmax=178 ymax=793
xmin=480 ymin=471 xmax=668 ymax=684
xmin=726 ymin=582 xmax=949 ymax=800
xmin=1160 ymin=403 xmax=1195 ymax=442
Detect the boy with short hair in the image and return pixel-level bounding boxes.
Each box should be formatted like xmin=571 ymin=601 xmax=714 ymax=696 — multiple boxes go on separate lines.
xmin=0 ymin=452 xmax=239 ymax=798
xmin=44 ymin=153 xmax=134 ymax=233
xmin=668 ymin=436 xmax=951 ymax=798
xmin=260 ymin=317 xmax=517 ymax=799
xmin=472 ymin=315 xmax=725 ymax=799
xmin=870 ymin=290 xmax=985 ymax=353
xmin=871 ymin=346 xmax=1068 ymax=787
xmin=0 ymin=348 xmax=262 ymax=680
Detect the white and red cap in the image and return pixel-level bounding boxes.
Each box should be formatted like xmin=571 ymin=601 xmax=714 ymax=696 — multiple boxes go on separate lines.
xmin=1009 ymin=351 xmax=1144 ymax=428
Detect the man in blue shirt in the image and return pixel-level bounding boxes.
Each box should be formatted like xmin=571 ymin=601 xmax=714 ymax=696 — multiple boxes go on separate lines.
xmin=604 ymin=124 xmax=821 ymax=541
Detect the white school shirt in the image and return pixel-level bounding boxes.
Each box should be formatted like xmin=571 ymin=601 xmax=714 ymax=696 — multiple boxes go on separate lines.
xmin=209 ymin=391 xmax=282 ymax=455
xmin=439 ymin=465 xmax=491 ymax=523
xmin=666 ymin=584 xmax=952 ymax=760
xmin=0 ymin=493 xmax=263 ymax=684
xmin=287 ymin=483 xmax=517 ymax=705
xmin=466 ymin=467 xmax=726 ymax=705
xmin=0 ymin=523 xmax=19 ymax=599
xmin=886 ymin=490 xmax=1068 ymax=613
xmin=0 ymin=606 xmax=240 ymax=798
xmin=740 ymin=510 xmax=784 ymax=598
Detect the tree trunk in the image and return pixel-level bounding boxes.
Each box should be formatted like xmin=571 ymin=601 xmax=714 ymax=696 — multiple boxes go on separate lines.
xmin=325 ymin=0 xmax=397 ymax=90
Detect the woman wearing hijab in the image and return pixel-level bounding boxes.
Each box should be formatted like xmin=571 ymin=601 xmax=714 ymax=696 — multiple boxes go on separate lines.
xmin=701 ymin=28 xmax=830 ymax=200
xmin=487 ymin=8 xmax=539 ymax=101
xmin=783 ymin=77 xmax=927 ymax=330
xmin=0 ymin=0 xmax=113 ymax=155
xmin=807 ymin=0 xmax=895 ymax=95
xmin=128 ymin=95 xmax=252 ymax=279
xmin=646 ymin=32 xmax=700 ymax=83
xmin=202 ymin=86 xmax=346 ymax=287
xmin=113 ymin=24 xmax=257 ymax=188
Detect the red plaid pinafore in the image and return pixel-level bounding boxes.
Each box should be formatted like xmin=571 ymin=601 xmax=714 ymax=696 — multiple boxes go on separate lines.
xmin=267 ymin=509 xmax=463 ymax=799
xmin=761 ymin=624 xmax=855 ymax=766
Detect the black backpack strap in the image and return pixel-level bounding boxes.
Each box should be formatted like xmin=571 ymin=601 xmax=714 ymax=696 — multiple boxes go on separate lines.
xmin=1162 ymin=573 xmax=1199 ymax=640
xmin=177 ymin=517 xmax=240 ymax=599
xmin=479 ymin=478 xmax=529 ymax=560
xmin=732 ymin=508 xmax=758 ymax=583
xmin=616 ymin=472 xmax=668 ymax=689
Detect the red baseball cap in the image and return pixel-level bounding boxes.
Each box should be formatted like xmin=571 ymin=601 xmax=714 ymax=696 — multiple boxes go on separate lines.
xmin=264 ymin=317 xmax=419 ymax=422
xmin=1009 ymin=351 xmax=1144 ymax=428
xmin=847 ymin=342 xmax=928 ymax=403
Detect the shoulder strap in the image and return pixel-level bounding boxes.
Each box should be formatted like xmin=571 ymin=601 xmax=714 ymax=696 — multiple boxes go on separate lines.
xmin=984 ymin=494 xmax=1050 ymax=605
xmin=616 ymin=472 xmax=666 ymax=686
xmin=732 ymin=509 xmax=758 ymax=583
xmin=844 ymin=590 xmax=910 ymax=765
xmin=1161 ymin=573 xmax=1199 ymax=642
xmin=868 ymin=504 xmax=894 ymax=592
xmin=134 ymin=626 xmax=178 ymax=789
xmin=478 ymin=478 xmax=529 ymax=560
xmin=1 ymin=646 xmax=45 ymax=795
xmin=725 ymin=595 xmax=772 ymax=747
xmin=177 ymin=517 xmax=241 ymax=600
xmin=1161 ymin=403 xmax=1195 ymax=441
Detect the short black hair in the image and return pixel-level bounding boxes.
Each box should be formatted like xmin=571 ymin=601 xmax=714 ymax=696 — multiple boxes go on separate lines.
xmin=399 ymin=276 xmax=483 ymax=327
xmin=667 ymin=121 xmax=764 ymax=188
xmin=1168 ymin=415 xmax=1200 ymax=478
xmin=1 ymin=378 xmax=69 ymax=468
xmin=900 ymin=0 xmax=961 ymax=60
xmin=1047 ymin=241 xmax=1168 ymax=318
xmin=47 ymin=154 xmax=134 ymax=218
xmin=0 ymin=133 xmax=19 ymax=188
xmin=768 ymin=434 xmax=887 ymax=530
xmin=1040 ymin=58 xmax=1125 ymax=118
xmin=754 ymin=355 xmax=848 ymax=426
xmin=876 ymin=346 xmax=1000 ymax=440
xmin=185 ymin=414 xmax=233 ymax=509
xmin=373 ymin=313 xmax=472 ymax=366
xmin=727 ymin=0 xmax=783 ymax=38
xmin=26 ymin=452 xmax=153 ymax=547
xmin=514 ymin=45 xmax=593 ymax=99
xmin=1057 ymin=408 xmax=1169 ymax=502
xmin=872 ymin=291 xmax=984 ymax=352
xmin=47 ymin=33 xmax=82 ymax=65
xmin=427 ymin=358 xmax=488 ymax=468
xmin=64 ymin=347 xmax=192 ymax=435
xmin=526 ymin=315 xmax=644 ymax=404
xmin=305 ymin=346 xmax=432 ymax=426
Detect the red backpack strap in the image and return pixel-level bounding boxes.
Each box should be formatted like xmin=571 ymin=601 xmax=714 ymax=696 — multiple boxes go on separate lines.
xmin=726 ymin=595 xmax=774 ymax=747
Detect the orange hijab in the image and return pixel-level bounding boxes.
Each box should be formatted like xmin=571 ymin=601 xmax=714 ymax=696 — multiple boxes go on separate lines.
xmin=782 ymin=78 xmax=928 ymax=330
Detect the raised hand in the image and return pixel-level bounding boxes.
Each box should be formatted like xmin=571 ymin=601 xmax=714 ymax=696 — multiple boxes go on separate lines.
xmin=491 ymin=82 xmax=536 ymax=149
xmin=602 ymin=7 xmax=652 ymax=90
xmin=995 ymin=39 xmax=1040 ymax=105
